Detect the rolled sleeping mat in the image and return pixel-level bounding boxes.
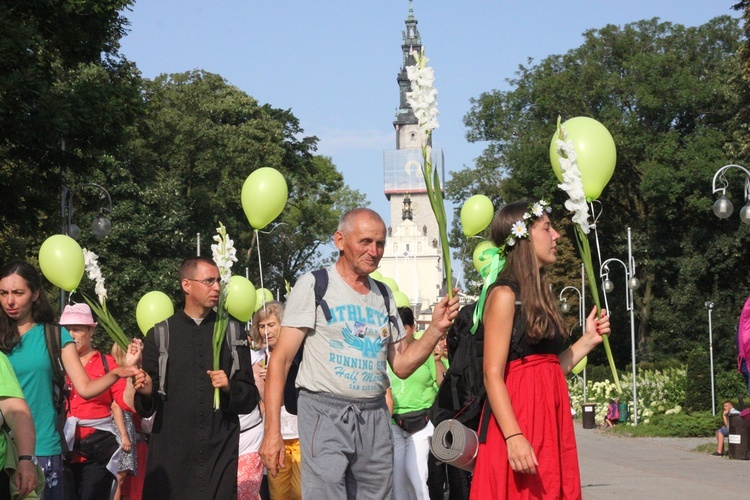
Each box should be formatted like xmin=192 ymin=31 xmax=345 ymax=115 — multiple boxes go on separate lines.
xmin=430 ymin=419 xmax=479 ymax=472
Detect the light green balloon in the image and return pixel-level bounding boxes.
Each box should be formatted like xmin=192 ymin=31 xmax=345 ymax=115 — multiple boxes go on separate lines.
xmin=241 ymin=167 xmax=288 ymax=230
xmin=380 ymin=277 xmax=400 ymax=293
xmin=571 ymin=356 xmax=588 ymax=375
xmin=369 ymin=270 xmax=383 ymax=281
xmin=393 ymin=290 xmax=411 ymax=308
xmin=254 ymin=288 xmax=274 ymax=312
xmin=225 ymin=276 xmax=256 ymax=322
xmin=472 ymin=240 xmax=498 ymax=278
xmin=549 ymin=116 xmax=616 ymax=201
xmin=461 ymin=195 xmax=494 ymax=237
xmin=39 ymin=235 xmax=85 ymax=292
xmin=136 ymin=291 xmax=174 ymax=335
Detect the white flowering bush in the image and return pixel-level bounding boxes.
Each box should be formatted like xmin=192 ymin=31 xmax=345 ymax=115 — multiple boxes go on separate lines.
xmin=568 ymin=366 xmax=687 ymax=425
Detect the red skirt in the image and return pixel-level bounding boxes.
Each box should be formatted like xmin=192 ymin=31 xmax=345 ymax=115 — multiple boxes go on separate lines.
xmin=470 ymin=354 xmax=581 ymax=500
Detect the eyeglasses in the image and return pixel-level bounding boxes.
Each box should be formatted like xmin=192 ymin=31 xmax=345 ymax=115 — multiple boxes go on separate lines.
xmin=186 ymin=277 xmax=221 ymax=286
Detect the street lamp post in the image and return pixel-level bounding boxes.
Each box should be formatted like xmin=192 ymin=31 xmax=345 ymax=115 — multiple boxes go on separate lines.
xmin=60 ymin=183 xmax=113 ymax=310
xmin=600 ymin=227 xmax=641 ymax=425
xmin=710 ymin=164 xmax=750 ymax=223
xmin=705 ymin=301 xmax=716 ymax=416
xmin=560 ymin=263 xmax=586 ymax=401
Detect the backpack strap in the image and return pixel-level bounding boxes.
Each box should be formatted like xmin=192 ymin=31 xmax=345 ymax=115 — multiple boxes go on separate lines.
xmin=312 ymin=269 xmax=331 ymax=322
xmin=227 ymin=320 xmax=248 ymax=380
xmin=371 ymin=279 xmax=398 ymax=335
xmin=312 ymin=268 xmax=397 ymax=332
xmin=154 ymin=320 xmax=170 ymax=399
xmin=494 ymin=278 xmax=525 ymax=358
xmin=99 ymin=351 xmax=110 ymax=374
xmin=44 ymin=323 xmax=71 ymax=455
xmin=44 ymin=323 xmax=65 ymax=392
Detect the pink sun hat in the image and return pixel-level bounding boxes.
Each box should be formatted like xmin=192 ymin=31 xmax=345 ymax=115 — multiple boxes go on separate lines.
xmin=59 ymin=303 xmax=98 ymax=327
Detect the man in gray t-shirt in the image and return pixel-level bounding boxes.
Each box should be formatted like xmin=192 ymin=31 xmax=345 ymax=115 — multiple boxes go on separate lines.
xmin=260 ymin=208 xmax=459 ymax=499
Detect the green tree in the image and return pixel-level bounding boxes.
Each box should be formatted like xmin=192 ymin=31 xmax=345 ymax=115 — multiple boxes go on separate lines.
xmin=0 ymin=0 xmax=144 ymax=261
xmin=451 ymin=17 xmax=748 ymax=368
xmin=68 ymin=71 xmax=365 ymax=343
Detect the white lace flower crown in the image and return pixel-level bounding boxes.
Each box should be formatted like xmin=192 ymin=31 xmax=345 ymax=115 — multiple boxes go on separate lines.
xmin=503 ymin=200 xmax=552 ymax=249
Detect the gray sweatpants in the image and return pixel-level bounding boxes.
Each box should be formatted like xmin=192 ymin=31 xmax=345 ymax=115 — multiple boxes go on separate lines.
xmin=297 ymin=389 xmax=394 ymax=499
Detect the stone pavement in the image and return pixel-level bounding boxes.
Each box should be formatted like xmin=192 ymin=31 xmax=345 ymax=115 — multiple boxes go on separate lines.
xmin=575 ymin=423 xmax=749 ymax=498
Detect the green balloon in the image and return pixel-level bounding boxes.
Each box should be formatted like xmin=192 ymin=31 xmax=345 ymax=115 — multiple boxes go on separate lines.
xmin=225 ymin=276 xmax=256 ymax=322
xmin=241 ymin=167 xmax=288 ymax=230
xmin=549 ymin=116 xmax=616 ymax=201
xmin=380 ymin=277 xmax=400 ymax=293
xmin=39 ymin=235 xmax=85 ymax=292
xmin=571 ymin=356 xmax=588 ymax=375
xmin=369 ymin=270 xmax=383 ymax=281
xmin=254 ymin=288 xmax=274 ymax=312
xmin=136 ymin=291 xmax=174 ymax=335
xmin=393 ymin=290 xmax=411 ymax=308
xmin=472 ymin=240 xmax=498 ymax=278
xmin=461 ymin=195 xmax=494 ymax=237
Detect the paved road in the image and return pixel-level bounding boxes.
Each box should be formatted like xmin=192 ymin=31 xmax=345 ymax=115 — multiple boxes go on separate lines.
xmin=576 ymin=423 xmax=749 ymax=498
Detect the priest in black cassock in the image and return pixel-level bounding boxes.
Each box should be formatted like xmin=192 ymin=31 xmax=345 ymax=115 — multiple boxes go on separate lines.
xmin=135 ymin=256 xmax=260 ymax=499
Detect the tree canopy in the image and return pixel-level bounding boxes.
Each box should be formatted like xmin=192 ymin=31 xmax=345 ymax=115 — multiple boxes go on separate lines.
xmin=0 ymin=1 xmax=366 ymax=344
xmin=450 ymin=16 xmax=749 ymax=369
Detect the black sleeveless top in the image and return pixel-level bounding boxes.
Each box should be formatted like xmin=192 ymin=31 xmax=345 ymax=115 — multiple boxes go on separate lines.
xmin=490 ymin=278 xmax=566 ymax=362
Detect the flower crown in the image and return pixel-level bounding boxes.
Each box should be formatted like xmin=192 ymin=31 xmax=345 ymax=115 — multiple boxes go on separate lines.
xmin=471 ymin=199 xmax=552 ymax=334
xmin=503 ymin=200 xmax=552 ymax=249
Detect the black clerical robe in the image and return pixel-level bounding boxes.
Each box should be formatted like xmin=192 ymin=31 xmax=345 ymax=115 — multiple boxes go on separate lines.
xmin=135 ymin=310 xmax=259 ymax=500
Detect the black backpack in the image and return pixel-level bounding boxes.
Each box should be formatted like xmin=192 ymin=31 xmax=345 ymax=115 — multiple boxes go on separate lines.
xmin=429 ymin=279 xmax=523 ymax=443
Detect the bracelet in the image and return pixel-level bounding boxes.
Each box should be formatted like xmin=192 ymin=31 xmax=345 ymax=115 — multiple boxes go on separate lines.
xmin=504 ymin=432 xmax=523 ymax=441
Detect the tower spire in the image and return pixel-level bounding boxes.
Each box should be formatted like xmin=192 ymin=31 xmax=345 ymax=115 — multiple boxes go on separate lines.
xmin=394 ymin=1 xmax=422 ymax=128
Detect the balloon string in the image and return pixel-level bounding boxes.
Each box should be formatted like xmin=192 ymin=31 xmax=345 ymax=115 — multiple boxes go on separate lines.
xmin=254 ymin=229 xmax=268 ymax=347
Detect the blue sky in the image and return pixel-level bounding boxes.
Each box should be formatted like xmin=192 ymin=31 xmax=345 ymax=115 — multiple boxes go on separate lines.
xmin=119 ymin=0 xmax=739 ymax=224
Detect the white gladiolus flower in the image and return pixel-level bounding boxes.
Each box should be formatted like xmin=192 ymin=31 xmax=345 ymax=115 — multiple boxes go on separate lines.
xmin=556 ymin=131 xmax=591 ymax=233
xmin=82 ymin=248 xmax=107 ymax=304
xmin=211 ymin=223 xmax=237 ymax=285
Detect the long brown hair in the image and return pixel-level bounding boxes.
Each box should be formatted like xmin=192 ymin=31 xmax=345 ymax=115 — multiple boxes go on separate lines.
xmin=488 ymin=202 xmax=567 ymax=342
xmin=0 ymin=260 xmax=56 ymax=352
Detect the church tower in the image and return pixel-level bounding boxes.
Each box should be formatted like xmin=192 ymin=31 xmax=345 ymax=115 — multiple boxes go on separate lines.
xmin=379 ymin=1 xmax=445 ymax=326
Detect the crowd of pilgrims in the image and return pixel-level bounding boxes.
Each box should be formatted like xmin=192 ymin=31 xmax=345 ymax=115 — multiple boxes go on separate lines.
xmin=0 ymin=260 xmax=466 ymax=500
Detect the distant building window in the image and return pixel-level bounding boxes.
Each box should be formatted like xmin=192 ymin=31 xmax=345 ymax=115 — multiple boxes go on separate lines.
xmin=406 ymin=244 xmax=410 ymax=252
xmin=388 ymin=226 xmax=392 ymax=237
xmin=423 ymin=225 xmax=427 ymax=236
xmin=410 ymin=132 xmax=416 ymax=142
xmin=432 ymin=238 xmax=438 ymax=248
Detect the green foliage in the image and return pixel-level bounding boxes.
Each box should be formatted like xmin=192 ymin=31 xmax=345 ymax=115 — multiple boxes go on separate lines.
xmin=67 ymin=70 xmax=366 ymax=339
xmin=684 ymin=348 xmax=712 ymax=413
xmin=451 ymin=15 xmax=749 ymax=367
xmin=569 ymin=365 xmax=686 ymax=424
xmin=0 ymin=1 xmax=366 ymax=345
xmin=715 ymin=368 xmax=748 ymax=403
xmin=611 ymin=411 xmax=717 ymax=438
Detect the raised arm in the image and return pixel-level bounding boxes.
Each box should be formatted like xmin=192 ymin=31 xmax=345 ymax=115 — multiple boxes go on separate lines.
xmin=558 ymin=307 xmax=610 ymax=375
xmin=62 ymin=344 xmax=138 ymax=400
xmin=388 ymin=289 xmax=459 ymax=379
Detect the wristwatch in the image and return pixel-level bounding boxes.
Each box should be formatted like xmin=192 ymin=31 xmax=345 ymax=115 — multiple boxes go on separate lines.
xmin=17 ymin=455 xmax=37 ymax=465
